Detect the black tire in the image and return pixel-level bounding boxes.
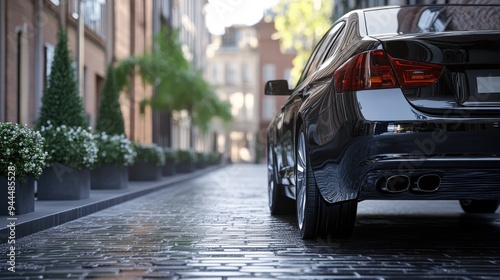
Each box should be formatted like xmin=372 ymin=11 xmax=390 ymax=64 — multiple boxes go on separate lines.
xmin=295 ymin=127 xmax=319 ymax=239
xmin=459 ymin=199 xmax=500 ymax=214
xmin=268 ymin=142 xmax=294 ymax=215
xmin=317 ymin=198 xmax=357 ymax=240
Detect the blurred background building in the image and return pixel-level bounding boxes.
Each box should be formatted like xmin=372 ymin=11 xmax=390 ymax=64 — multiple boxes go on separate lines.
xmin=205 ymin=18 xmax=295 ymax=163
xmin=0 ymin=0 xmax=214 ymax=152
xmin=2 ymin=0 xmax=467 ymax=162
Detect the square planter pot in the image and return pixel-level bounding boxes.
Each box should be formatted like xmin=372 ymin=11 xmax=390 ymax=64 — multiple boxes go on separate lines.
xmin=0 ymin=176 xmax=35 ymax=215
xmin=37 ymin=163 xmax=90 ymax=200
xmin=129 ymin=161 xmax=162 ymax=181
xmin=162 ymin=163 xmax=176 ymax=176
xmin=91 ymin=164 xmax=128 ymax=189
xmin=177 ymin=162 xmax=194 ymax=173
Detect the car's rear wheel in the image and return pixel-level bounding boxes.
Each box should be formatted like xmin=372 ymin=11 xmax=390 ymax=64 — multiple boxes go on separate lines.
xmin=459 ymin=199 xmax=500 ymax=213
xmin=296 ymin=127 xmax=319 ymax=239
xmin=268 ymin=143 xmax=294 ymax=215
xmin=317 ymin=198 xmax=357 ymax=240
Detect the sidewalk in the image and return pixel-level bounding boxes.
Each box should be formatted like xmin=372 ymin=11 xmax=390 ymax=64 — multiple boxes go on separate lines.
xmin=0 ymin=165 xmax=222 ymax=243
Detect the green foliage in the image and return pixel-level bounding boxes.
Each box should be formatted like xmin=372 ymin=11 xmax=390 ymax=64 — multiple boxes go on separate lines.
xmin=207 ymin=152 xmax=222 ymax=165
xmin=177 ymin=149 xmax=196 ymax=164
xmin=94 ymin=132 xmax=136 ymax=167
xmin=39 ymin=121 xmax=98 ymax=170
xmin=0 ymin=123 xmax=49 ymax=181
xmin=37 ymin=30 xmax=88 ymax=129
xmin=273 ymin=0 xmax=334 ymax=85
xmin=163 ymin=148 xmax=179 ymax=164
xmin=95 ymin=64 xmax=126 ymax=135
xmin=108 ymin=26 xmax=232 ymax=134
xmin=189 ymin=70 xmax=232 ymax=133
xmin=195 ymin=152 xmax=207 ymax=165
xmin=134 ymin=27 xmax=232 ymax=132
xmin=134 ymin=143 xmax=166 ymax=166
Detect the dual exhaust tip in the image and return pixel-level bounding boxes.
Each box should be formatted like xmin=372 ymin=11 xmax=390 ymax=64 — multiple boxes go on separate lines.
xmin=380 ymin=174 xmax=441 ymax=193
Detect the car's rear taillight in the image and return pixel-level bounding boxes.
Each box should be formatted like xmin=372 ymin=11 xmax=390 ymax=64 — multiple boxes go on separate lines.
xmin=334 ymin=50 xmax=443 ymax=92
xmin=334 ymin=50 xmax=398 ymax=92
xmin=389 ymin=57 xmax=443 ymax=88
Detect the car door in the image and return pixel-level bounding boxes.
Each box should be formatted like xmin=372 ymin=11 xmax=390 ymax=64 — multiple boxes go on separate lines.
xmin=277 ymin=22 xmax=346 ymax=186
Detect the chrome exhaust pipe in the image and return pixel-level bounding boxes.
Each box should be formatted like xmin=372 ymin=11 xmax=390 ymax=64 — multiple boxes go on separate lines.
xmin=381 ymin=175 xmax=410 ymax=193
xmin=413 ymin=174 xmax=441 ymax=192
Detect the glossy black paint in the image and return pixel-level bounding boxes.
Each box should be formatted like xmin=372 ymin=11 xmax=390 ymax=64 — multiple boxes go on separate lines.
xmin=266 ymin=5 xmax=500 ymax=205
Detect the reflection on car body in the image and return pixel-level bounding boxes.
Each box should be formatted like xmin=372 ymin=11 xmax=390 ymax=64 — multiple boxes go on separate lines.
xmin=266 ymin=4 xmax=500 ymax=240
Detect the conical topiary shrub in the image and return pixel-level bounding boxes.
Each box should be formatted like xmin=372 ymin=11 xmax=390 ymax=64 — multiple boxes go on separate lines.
xmin=37 ymin=29 xmax=88 ymax=129
xmin=96 ymin=64 xmax=125 ymax=135
xmin=91 ymin=63 xmax=135 ymax=189
xmin=36 ymin=29 xmax=94 ymax=200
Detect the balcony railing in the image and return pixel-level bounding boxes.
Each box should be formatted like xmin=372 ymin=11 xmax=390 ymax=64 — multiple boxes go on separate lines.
xmin=68 ymin=0 xmax=107 ymax=40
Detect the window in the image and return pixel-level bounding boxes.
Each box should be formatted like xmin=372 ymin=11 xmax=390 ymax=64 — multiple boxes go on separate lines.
xmin=212 ymin=64 xmax=222 ymax=84
xmin=68 ymin=0 xmax=107 ymax=39
xmin=283 ymin=68 xmax=292 ymax=88
xmin=262 ymin=64 xmax=276 ymax=82
xmin=225 ymin=64 xmax=236 ymax=85
xmin=242 ymin=63 xmax=250 ymax=83
xmin=296 ymin=21 xmax=345 ymax=85
xmin=44 ymin=44 xmax=55 ymax=88
xmin=161 ymin=0 xmax=171 ymax=20
xmin=262 ymin=96 xmax=276 ymax=121
xmin=221 ymin=28 xmax=238 ymax=48
xmin=323 ymin=22 xmax=346 ymax=62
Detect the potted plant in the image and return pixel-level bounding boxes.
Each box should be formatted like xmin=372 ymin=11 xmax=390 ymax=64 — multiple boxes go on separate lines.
xmin=91 ymin=132 xmax=136 ymax=189
xmin=37 ymin=122 xmax=98 ymax=200
xmin=207 ymin=152 xmax=221 ymax=166
xmin=129 ymin=143 xmax=165 ymax=181
xmin=176 ymin=149 xmax=196 ymax=173
xmin=0 ymin=123 xmax=48 ymax=215
xmin=35 ymin=29 xmax=95 ymax=200
xmin=162 ymin=148 xmax=178 ymax=176
xmin=195 ymin=152 xmax=207 ymax=169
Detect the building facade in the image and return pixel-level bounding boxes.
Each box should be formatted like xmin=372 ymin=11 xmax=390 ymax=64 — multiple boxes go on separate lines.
xmin=169 ymin=0 xmax=213 ymax=152
xmin=257 ymin=19 xmax=295 ymax=163
xmin=0 ymin=0 xmax=155 ymax=144
xmin=1 ymin=0 xmax=215 ymax=151
xmin=206 ymin=24 xmax=260 ymax=162
xmin=205 ymin=18 xmax=295 ymax=163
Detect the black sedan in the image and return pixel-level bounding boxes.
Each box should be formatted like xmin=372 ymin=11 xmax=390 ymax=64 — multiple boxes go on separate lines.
xmin=266 ymin=4 xmax=500 ymax=240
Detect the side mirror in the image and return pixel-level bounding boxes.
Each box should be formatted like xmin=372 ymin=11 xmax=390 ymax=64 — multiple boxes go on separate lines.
xmin=265 ymin=80 xmax=292 ymax=96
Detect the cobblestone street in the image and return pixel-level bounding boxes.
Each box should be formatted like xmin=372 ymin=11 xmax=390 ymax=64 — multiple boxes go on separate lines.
xmin=2 ymin=164 xmax=500 ymax=279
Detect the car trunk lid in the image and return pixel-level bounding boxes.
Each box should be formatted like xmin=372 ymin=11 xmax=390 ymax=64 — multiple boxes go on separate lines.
xmin=379 ymin=32 xmax=500 ymax=116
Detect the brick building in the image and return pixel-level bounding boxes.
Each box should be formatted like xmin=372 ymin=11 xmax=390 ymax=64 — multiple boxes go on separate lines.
xmin=257 ymin=19 xmax=295 ymax=163
xmin=0 ymin=0 xmax=211 ymax=149
xmin=0 ymin=0 xmax=153 ymax=143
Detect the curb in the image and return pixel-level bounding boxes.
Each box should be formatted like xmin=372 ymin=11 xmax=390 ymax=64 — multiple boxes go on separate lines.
xmin=0 ymin=165 xmax=223 ymax=243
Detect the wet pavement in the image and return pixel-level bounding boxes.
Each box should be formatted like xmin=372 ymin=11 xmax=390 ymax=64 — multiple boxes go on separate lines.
xmin=1 ymin=164 xmax=500 ymax=279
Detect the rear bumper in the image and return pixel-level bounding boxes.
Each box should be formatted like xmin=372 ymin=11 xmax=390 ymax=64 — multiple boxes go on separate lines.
xmin=309 ymin=128 xmax=500 ymax=204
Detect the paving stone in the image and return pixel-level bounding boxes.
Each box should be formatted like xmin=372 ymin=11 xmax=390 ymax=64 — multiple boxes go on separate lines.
xmin=1 ymin=164 xmax=500 ymax=279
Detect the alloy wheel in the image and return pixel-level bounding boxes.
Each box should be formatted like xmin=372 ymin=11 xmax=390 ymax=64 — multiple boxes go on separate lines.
xmin=268 ymin=145 xmax=275 ymax=209
xmin=296 ymin=131 xmax=307 ymax=230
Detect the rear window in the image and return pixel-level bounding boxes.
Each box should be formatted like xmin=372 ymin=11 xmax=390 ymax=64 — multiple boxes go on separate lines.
xmin=364 ymin=5 xmax=500 ymax=36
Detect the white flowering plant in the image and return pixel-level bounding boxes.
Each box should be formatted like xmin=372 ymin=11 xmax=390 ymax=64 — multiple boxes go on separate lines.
xmin=134 ymin=143 xmax=166 ymax=166
xmin=39 ymin=121 xmax=98 ymax=170
xmin=94 ymin=132 xmax=136 ymax=167
xmin=0 ymin=122 xmax=49 ymax=182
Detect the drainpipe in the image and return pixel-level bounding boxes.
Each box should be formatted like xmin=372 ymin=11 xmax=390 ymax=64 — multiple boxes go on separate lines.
xmin=34 ymin=0 xmax=44 ymax=123
xmin=0 ymin=0 xmax=5 ymax=122
xmin=77 ymin=0 xmax=85 ymax=101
